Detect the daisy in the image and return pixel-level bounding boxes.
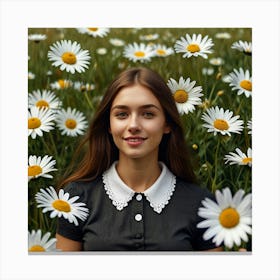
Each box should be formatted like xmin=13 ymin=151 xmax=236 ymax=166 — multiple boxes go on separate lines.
xmin=28 ymin=72 xmax=35 ymax=79
xmin=96 ymin=48 xmax=107 ymax=55
xmin=139 ymin=33 xmax=159 ymax=41
xmin=197 ymin=187 xmax=252 ymax=249
xmin=174 ymin=33 xmax=214 ymax=59
xmin=167 ymin=77 xmax=203 ymax=115
xmin=209 ymin=57 xmax=224 ymax=66
xmin=123 ymin=42 xmax=155 ymax=63
xmin=50 ymin=79 xmax=72 ymax=90
xmin=215 ymin=32 xmax=231 ymax=39
xmin=247 ymin=119 xmax=252 ymax=134
xmin=28 ymin=34 xmax=47 ymax=42
xmin=152 ymin=44 xmax=174 ymax=57
xmin=73 ymin=81 xmax=95 ymax=92
xmin=28 ymin=229 xmax=57 ymax=252
xmin=28 ymin=106 xmax=56 ymax=139
xmin=48 ymin=40 xmax=91 ymax=74
xmin=28 ymin=89 xmax=62 ymax=110
xmin=28 ymin=154 xmax=57 ymax=181
xmin=227 ymin=68 xmax=252 ymax=98
xmin=224 ymin=147 xmax=252 ymax=167
xmin=77 ymin=27 xmax=110 ymax=38
xmin=231 ymin=40 xmax=252 ymax=55
xmin=202 ymin=67 xmax=214 ymax=76
xmin=201 ymin=106 xmax=244 ymax=136
xmin=35 ymin=186 xmax=89 ymax=226
xmin=56 ymin=107 xmax=88 ymax=137
xmin=109 ymin=38 xmax=125 ymax=47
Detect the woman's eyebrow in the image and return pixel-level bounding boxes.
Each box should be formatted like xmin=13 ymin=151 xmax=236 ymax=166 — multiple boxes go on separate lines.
xmin=111 ymin=104 xmax=161 ymax=111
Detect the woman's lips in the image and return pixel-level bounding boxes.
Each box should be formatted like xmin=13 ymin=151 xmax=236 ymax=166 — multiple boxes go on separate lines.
xmin=123 ymin=137 xmax=147 ymax=146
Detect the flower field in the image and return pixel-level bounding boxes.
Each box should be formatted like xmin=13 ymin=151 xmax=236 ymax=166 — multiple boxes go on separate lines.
xmin=28 ymin=27 xmax=252 ymax=252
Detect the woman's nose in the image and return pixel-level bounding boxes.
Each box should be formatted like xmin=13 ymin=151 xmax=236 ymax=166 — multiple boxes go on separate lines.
xmin=128 ymin=115 xmax=141 ymax=133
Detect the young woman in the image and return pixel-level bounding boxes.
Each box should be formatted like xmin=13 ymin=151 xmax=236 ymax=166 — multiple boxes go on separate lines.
xmin=56 ymin=67 xmax=222 ymax=251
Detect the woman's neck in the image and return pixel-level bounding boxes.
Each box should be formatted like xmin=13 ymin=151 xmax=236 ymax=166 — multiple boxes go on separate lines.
xmin=116 ymin=157 xmax=161 ymax=193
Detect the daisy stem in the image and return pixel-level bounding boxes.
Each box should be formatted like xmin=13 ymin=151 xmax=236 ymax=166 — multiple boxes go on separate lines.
xmin=84 ymin=92 xmax=94 ymax=110
xmin=207 ymin=81 xmax=218 ymax=105
xmin=49 ymin=132 xmax=58 ymax=158
xmin=211 ymin=137 xmax=221 ymax=192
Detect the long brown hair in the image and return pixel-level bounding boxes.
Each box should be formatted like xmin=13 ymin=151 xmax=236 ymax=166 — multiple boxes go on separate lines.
xmin=58 ymin=67 xmax=197 ymax=188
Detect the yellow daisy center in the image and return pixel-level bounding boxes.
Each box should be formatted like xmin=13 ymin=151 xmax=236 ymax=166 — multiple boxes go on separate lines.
xmin=219 ymin=207 xmax=240 ymax=228
xmin=52 ymin=199 xmax=71 ymax=212
xmin=174 ymin=89 xmax=188 ymax=103
xmin=62 ymin=52 xmax=77 ymax=65
xmin=156 ymin=49 xmax=166 ymax=56
xmin=28 ymin=117 xmax=41 ymax=129
xmin=29 ymin=245 xmax=46 ymax=252
xmin=134 ymin=51 xmax=145 ymax=58
xmin=214 ymin=119 xmax=229 ymax=131
xmin=187 ymin=44 xmax=200 ymax=53
xmin=242 ymin=157 xmax=252 ymax=164
xmin=65 ymin=119 xmax=77 ymax=129
xmin=239 ymin=80 xmax=252 ymax=91
xmin=28 ymin=165 xmax=42 ymax=177
xmin=36 ymin=100 xmax=49 ymax=108
xmin=88 ymin=28 xmax=98 ymax=31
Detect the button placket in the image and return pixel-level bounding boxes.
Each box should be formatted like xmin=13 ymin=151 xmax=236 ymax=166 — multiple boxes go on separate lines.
xmin=131 ymin=193 xmax=144 ymax=249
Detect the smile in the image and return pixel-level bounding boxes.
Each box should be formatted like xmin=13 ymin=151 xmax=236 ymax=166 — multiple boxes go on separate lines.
xmin=123 ymin=137 xmax=147 ymax=145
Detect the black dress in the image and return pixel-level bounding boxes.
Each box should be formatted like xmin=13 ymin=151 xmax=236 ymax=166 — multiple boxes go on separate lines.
xmin=57 ymin=162 xmax=217 ymax=251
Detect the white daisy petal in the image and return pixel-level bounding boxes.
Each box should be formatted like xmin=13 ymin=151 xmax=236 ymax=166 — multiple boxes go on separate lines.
xmin=197 ymin=187 xmax=252 ymax=250
xmin=35 ymin=186 xmax=89 ymax=226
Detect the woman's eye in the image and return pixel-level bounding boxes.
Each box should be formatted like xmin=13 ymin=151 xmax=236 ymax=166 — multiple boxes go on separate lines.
xmin=143 ymin=112 xmax=155 ymax=118
xmin=115 ymin=112 xmax=128 ymax=119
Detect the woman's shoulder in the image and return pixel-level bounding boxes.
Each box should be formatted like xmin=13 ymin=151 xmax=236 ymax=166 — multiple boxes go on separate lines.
xmin=62 ymin=176 xmax=103 ymax=198
xmin=175 ymin=177 xmax=215 ymax=201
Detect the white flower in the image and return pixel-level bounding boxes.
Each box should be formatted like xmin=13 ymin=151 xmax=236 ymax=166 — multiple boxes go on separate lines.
xmin=28 ymin=107 xmax=56 ymax=139
xmin=56 ymin=107 xmax=88 ymax=137
xmin=73 ymin=81 xmax=95 ymax=92
xmin=231 ymin=40 xmax=252 ymax=55
xmin=201 ymin=106 xmax=244 ymax=136
xmin=174 ymin=33 xmax=214 ymax=59
xmin=28 ymin=72 xmax=35 ymax=79
xmin=247 ymin=119 xmax=252 ymax=134
xmin=209 ymin=57 xmax=224 ymax=66
xmin=197 ymin=187 xmax=252 ymax=249
xmin=123 ymin=42 xmax=155 ymax=62
xmin=28 ymin=89 xmax=62 ymax=110
xmin=28 ymin=34 xmax=47 ymax=42
xmin=77 ymin=27 xmax=110 ymax=37
xmin=48 ymin=40 xmax=91 ymax=74
xmin=224 ymin=148 xmax=252 ymax=167
xmin=96 ymin=48 xmax=107 ymax=55
xmin=50 ymin=79 xmax=72 ymax=90
xmin=215 ymin=32 xmax=231 ymax=39
xmin=28 ymin=229 xmax=57 ymax=252
xmin=35 ymin=186 xmax=89 ymax=226
xmin=202 ymin=67 xmax=214 ymax=76
xmin=139 ymin=33 xmax=159 ymax=41
xmin=152 ymin=44 xmax=174 ymax=57
xmin=167 ymin=77 xmax=203 ymax=115
xmin=109 ymin=38 xmax=125 ymax=47
xmin=28 ymin=155 xmax=57 ymax=181
xmin=227 ymin=68 xmax=252 ymax=98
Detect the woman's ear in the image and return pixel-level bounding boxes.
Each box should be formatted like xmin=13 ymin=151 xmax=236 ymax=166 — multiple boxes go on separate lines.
xmin=164 ymin=123 xmax=171 ymax=134
xmin=108 ymin=127 xmax=112 ymax=134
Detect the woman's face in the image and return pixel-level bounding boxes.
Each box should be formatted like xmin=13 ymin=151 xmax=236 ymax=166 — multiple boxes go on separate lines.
xmin=109 ymin=84 xmax=170 ymax=162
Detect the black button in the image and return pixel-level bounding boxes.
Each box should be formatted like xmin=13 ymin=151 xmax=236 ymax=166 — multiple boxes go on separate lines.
xmin=135 ymin=243 xmax=142 ymax=248
xmin=135 ymin=233 xmax=142 ymax=239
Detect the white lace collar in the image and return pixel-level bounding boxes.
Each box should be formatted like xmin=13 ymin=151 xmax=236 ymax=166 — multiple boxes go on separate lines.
xmin=102 ymin=161 xmax=176 ymax=214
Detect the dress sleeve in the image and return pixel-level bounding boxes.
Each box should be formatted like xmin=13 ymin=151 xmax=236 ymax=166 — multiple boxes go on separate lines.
xmin=56 ymin=182 xmax=87 ymax=242
xmin=192 ymin=189 xmax=221 ymax=251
